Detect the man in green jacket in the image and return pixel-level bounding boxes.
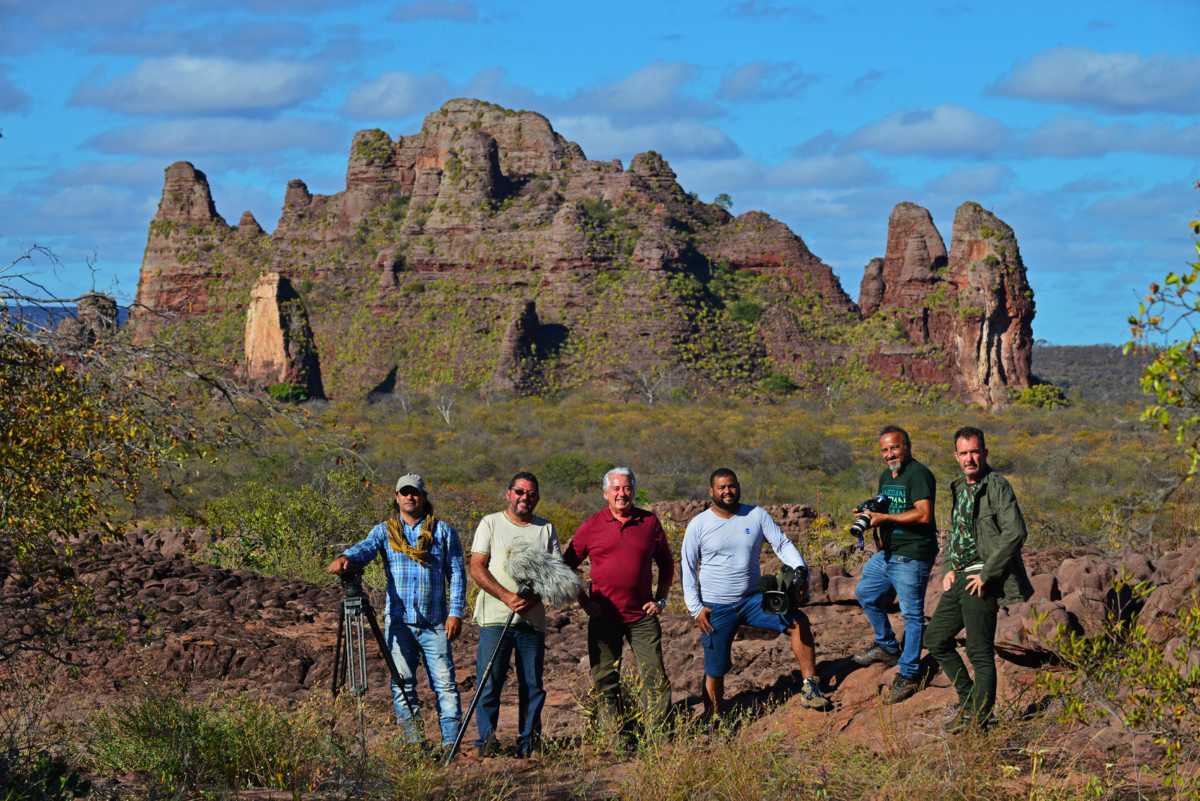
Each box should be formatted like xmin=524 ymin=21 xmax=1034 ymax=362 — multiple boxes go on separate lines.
xmin=926 ymin=426 xmax=1034 ymax=730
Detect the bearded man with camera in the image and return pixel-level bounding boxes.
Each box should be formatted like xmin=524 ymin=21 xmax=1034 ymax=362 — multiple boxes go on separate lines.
xmin=326 ymin=473 xmax=467 ymax=747
xmin=681 ymin=468 xmax=831 ymax=715
xmin=850 ymin=425 xmax=937 ymax=704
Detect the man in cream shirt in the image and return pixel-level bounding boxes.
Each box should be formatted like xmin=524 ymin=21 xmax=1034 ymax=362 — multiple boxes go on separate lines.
xmin=468 ymin=471 xmax=560 ymax=758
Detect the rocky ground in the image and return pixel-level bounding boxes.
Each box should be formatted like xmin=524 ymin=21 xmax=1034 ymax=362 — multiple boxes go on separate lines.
xmin=3 ymin=524 xmax=1198 ymax=797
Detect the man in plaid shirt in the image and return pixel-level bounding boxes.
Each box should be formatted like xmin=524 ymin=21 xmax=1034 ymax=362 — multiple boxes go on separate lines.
xmin=327 ymin=473 xmax=467 ymax=746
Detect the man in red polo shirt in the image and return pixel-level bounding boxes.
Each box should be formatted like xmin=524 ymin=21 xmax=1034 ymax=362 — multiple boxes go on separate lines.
xmin=564 ymin=466 xmax=674 ymax=731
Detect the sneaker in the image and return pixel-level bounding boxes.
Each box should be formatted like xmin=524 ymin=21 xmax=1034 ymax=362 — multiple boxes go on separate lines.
xmin=885 ymin=673 xmax=921 ymax=704
xmin=851 ymin=643 xmax=900 ymax=667
xmin=942 ymin=706 xmax=995 ymax=733
xmin=798 ymin=676 xmax=833 ymax=710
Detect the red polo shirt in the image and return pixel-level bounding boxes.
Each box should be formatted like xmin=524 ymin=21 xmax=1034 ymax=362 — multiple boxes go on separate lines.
xmin=563 ymin=506 xmax=673 ymax=623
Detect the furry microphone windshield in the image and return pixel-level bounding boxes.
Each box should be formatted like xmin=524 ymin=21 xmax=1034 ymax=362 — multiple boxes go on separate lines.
xmin=507 ymin=538 xmax=583 ymax=607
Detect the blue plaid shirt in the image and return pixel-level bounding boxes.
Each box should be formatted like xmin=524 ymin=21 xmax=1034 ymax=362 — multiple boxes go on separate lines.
xmin=342 ymin=518 xmax=467 ymax=627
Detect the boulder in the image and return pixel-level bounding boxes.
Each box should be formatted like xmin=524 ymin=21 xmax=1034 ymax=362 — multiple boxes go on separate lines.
xmin=243 ymin=272 xmax=324 ymax=398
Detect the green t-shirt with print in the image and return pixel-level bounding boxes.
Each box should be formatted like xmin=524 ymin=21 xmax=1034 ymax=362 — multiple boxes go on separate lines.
xmin=876 ymin=458 xmax=938 ymax=562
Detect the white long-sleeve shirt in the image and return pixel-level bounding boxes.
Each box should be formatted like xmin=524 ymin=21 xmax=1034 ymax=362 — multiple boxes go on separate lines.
xmin=680 ymin=504 xmax=806 ymax=617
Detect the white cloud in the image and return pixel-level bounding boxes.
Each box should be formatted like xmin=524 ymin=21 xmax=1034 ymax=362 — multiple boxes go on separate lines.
xmin=727 ymin=1 xmax=825 ymax=22
xmin=841 ymin=105 xmax=1011 ymax=157
xmin=343 ymin=71 xmax=453 ymax=118
xmin=71 ymin=56 xmax=325 ymax=115
xmin=991 ymin=47 xmax=1200 ymax=114
xmin=390 ymin=0 xmax=478 ymax=22
xmin=569 ymin=62 xmax=718 ymax=121
xmin=716 ymin=61 xmax=818 ymax=101
xmin=1026 ymin=116 xmax=1200 ymax=158
xmin=554 ymin=115 xmax=739 ymax=161
xmin=85 ymin=118 xmax=347 ymax=156
xmin=925 ymin=164 xmax=1015 ymax=195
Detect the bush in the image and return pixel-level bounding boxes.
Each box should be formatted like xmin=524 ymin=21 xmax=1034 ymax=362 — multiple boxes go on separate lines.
xmin=85 ymin=690 xmax=343 ymax=796
xmin=728 ymin=299 xmax=763 ymax=324
xmin=1012 ymin=383 xmax=1070 ymax=409
xmin=267 ymin=382 xmax=308 ymax=403
xmin=0 ymin=750 xmax=89 ymax=801
xmin=539 ymin=452 xmax=612 ymax=494
xmin=205 ymin=466 xmax=378 ymax=582
xmin=760 ymin=372 xmax=798 ymax=395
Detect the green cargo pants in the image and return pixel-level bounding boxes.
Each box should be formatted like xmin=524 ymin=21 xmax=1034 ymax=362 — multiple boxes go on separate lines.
xmin=924 ymin=572 xmax=1000 ymax=724
xmin=587 ymin=613 xmax=670 ymax=729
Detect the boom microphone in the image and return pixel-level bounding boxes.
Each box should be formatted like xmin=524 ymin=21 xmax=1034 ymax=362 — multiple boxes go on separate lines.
xmin=508 ymin=538 xmax=583 ymax=607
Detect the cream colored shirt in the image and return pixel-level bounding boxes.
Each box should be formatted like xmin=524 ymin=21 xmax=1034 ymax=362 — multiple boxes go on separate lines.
xmin=470 ymin=511 xmax=560 ymax=631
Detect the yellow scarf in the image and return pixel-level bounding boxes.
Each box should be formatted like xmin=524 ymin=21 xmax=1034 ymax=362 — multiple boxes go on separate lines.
xmin=386 ymin=515 xmax=436 ymax=565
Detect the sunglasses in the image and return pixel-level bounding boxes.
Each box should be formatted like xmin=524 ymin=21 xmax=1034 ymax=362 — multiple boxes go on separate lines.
xmin=510 ymin=487 xmax=539 ymax=498
xmin=397 ymin=487 xmax=423 ymax=497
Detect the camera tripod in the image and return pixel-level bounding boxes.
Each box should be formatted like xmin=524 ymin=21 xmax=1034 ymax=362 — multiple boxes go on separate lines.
xmin=331 ymin=572 xmax=418 ymax=758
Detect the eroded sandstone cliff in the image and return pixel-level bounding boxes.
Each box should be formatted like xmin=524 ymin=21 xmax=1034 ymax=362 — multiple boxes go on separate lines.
xmin=130 ymin=98 xmax=1034 ymax=406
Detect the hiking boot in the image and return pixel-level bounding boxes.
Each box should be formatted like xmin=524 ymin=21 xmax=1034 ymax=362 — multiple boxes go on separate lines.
xmin=943 ymin=706 xmax=995 ymax=733
xmin=851 ymin=643 xmax=900 ymax=667
xmin=474 ymin=736 xmax=498 ymax=759
xmin=798 ymin=676 xmax=833 ymax=710
xmin=884 ymin=673 xmax=921 ymax=704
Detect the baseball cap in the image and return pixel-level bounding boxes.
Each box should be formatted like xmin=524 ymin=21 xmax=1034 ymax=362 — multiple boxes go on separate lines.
xmin=394 ymin=473 xmax=426 ymax=493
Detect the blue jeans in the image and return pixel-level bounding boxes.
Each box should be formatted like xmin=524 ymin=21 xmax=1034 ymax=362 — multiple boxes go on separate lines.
xmin=701 ymin=593 xmax=794 ymax=677
xmin=474 ymin=623 xmax=545 ymax=753
xmin=384 ymin=616 xmax=462 ymax=744
xmin=854 ymin=551 xmax=932 ymax=679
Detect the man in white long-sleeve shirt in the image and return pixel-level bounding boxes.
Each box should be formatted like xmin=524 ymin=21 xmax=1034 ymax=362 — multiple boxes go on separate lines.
xmin=682 ymin=468 xmax=830 ymax=714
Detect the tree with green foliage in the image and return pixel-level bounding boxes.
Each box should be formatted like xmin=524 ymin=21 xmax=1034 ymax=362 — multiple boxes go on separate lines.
xmin=1126 ymin=196 xmax=1200 ymax=477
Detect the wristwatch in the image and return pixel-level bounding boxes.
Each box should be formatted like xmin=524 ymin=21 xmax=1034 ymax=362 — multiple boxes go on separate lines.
xmin=655 ymin=598 xmax=668 ymax=611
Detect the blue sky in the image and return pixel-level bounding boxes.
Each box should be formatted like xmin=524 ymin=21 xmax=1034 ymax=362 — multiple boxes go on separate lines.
xmin=1 ymin=0 xmax=1197 ymax=344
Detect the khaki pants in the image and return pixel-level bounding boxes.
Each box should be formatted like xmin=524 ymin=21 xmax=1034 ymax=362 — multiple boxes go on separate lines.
xmin=587 ymin=614 xmax=670 ymax=728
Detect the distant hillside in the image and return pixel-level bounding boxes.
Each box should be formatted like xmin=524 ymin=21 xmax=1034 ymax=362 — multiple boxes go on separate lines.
xmin=4 ymin=304 xmax=129 ymax=330
xmin=1032 ymin=344 xmax=1151 ymax=404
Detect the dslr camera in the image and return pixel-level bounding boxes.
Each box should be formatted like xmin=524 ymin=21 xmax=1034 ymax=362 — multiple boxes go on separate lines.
xmin=848 ymin=494 xmax=890 ymax=549
xmin=759 ymin=565 xmax=810 ymax=615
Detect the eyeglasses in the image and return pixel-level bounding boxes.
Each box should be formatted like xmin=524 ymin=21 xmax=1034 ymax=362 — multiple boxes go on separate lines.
xmin=510 ymin=487 xmax=539 ymax=498
xmin=397 ymin=488 xmax=423 ymax=497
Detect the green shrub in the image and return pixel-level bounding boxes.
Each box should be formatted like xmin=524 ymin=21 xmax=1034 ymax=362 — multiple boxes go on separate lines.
xmin=267 ymin=382 xmax=308 ymax=403
xmin=539 ymin=452 xmax=612 ymax=494
xmin=85 ymin=691 xmax=343 ymax=796
xmin=205 ymin=466 xmax=377 ymax=582
xmin=728 ymin=299 xmax=763 ymax=324
xmin=1012 ymin=383 xmax=1070 ymax=409
xmin=0 ymin=750 xmax=89 ymax=801
xmin=760 ymin=372 xmax=798 ymax=395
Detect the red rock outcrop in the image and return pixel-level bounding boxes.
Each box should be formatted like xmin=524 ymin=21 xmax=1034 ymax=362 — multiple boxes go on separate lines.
xmin=128 ymin=100 xmax=1035 ymax=405
xmin=863 ymin=201 xmax=1034 ymax=405
xmin=243 ymin=272 xmax=324 ymax=398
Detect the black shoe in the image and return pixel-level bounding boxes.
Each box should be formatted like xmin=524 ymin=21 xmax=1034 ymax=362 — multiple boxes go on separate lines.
xmin=474 ymin=736 xmax=498 ymax=759
xmin=851 ymin=644 xmax=900 ymax=667
xmin=885 ymin=673 xmax=921 ymax=704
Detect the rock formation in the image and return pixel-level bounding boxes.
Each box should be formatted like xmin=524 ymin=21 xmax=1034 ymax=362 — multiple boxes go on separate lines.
xmin=243 ymin=273 xmax=324 ymax=399
xmin=56 ymin=292 xmax=118 ymax=347
xmin=128 ymin=98 xmax=1035 ymax=406
xmin=863 ymin=200 xmax=1034 ymax=405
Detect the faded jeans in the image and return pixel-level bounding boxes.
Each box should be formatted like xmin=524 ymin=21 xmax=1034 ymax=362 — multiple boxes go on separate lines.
xmin=384 ymin=616 xmax=462 ymax=744
xmin=854 ymin=551 xmax=933 ymax=679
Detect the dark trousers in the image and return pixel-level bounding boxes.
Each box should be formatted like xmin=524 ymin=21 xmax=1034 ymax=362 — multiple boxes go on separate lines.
xmin=587 ymin=614 xmax=670 ymax=728
xmin=474 ymin=623 xmax=545 ymax=752
xmin=925 ymin=573 xmax=999 ymax=722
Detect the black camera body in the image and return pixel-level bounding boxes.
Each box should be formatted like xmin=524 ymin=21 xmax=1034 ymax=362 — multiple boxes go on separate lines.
xmin=849 ymin=494 xmax=890 ymax=549
xmin=339 ymin=563 xmax=366 ymax=599
xmin=759 ymin=565 xmax=810 ymax=615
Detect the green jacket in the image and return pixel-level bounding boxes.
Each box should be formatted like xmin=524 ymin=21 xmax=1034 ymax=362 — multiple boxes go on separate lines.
xmin=947 ymin=468 xmax=1034 ymax=606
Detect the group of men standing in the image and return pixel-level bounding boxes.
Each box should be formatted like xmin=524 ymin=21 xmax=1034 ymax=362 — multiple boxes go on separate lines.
xmin=326 ymin=423 xmax=1031 ymax=756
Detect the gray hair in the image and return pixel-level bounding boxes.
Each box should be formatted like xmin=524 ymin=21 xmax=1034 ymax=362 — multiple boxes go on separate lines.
xmin=602 ymin=466 xmax=636 ymax=493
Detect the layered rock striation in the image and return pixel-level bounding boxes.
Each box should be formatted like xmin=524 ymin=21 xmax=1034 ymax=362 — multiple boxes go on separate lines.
xmin=130 ymin=98 xmax=1034 ymax=406
xmin=859 ymin=201 xmax=1034 ymax=405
